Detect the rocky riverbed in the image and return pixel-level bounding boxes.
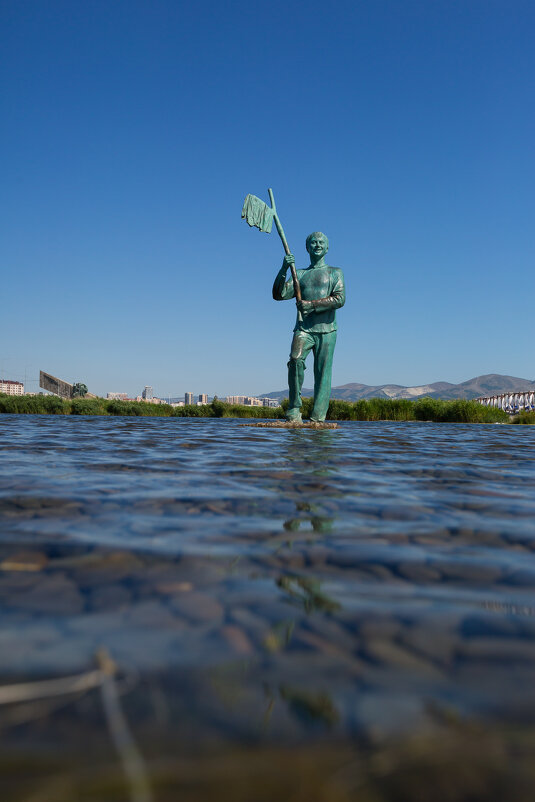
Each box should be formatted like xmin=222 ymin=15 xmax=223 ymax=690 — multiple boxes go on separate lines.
xmin=1 ymin=414 xmax=535 ymax=800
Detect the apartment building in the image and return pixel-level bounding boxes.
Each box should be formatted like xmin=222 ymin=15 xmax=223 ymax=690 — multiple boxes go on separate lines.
xmin=0 ymin=379 xmax=24 ymax=395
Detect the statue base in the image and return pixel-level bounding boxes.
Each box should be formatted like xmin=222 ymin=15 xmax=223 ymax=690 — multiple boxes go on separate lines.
xmin=241 ymin=421 xmax=338 ymax=429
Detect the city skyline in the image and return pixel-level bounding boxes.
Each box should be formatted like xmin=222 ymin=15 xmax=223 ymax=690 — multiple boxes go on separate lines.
xmin=0 ymin=372 xmax=282 ymax=406
xmin=2 ymin=2 xmax=534 ymax=397
xmin=3 ymin=367 xmax=535 ymax=407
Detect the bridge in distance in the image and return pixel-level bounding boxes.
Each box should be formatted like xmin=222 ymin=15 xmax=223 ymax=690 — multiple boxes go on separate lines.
xmin=477 ymin=392 xmax=535 ymax=414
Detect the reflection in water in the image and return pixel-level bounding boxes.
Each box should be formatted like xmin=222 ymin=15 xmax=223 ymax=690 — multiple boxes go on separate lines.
xmin=279 ymin=685 xmax=340 ymax=727
xmin=282 ymin=515 xmax=334 ymax=536
xmin=283 ymin=428 xmax=341 ymax=480
xmin=279 ymin=429 xmax=339 ymax=543
xmin=283 ymin=503 xmax=334 ymax=535
xmin=263 ymin=619 xmax=295 ymax=653
xmin=277 ymin=575 xmax=341 ymax=614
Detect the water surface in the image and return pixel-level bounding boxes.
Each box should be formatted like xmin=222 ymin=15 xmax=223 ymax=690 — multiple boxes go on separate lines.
xmin=1 ymin=414 xmax=535 ymax=800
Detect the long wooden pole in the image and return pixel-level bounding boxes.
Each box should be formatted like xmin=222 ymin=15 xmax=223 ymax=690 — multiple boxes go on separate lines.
xmin=268 ymin=188 xmax=302 ymax=303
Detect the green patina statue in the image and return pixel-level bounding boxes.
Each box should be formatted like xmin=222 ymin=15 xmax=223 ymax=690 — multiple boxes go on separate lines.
xmin=241 ymin=189 xmax=345 ymax=423
xmin=272 ymin=233 xmax=345 ymax=422
xmin=72 ymin=382 xmax=88 ymax=398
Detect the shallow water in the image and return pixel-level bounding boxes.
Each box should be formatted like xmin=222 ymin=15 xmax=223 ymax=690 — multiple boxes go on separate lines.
xmin=1 ymin=414 xmax=535 ymax=800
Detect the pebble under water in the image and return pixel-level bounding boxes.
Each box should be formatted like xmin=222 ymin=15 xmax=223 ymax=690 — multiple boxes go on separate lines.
xmin=1 ymin=413 xmax=535 ymax=801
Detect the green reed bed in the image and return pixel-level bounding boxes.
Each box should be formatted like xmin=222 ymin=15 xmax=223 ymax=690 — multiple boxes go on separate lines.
xmin=412 ymin=397 xmax=510 ymax=423
xmin=0 ymin=394 xmax=68 ymax=415
xmin=511 ymin=409 xmax=535 ymax=425
xmin=0 ymin=393 xmax=512 ymax=423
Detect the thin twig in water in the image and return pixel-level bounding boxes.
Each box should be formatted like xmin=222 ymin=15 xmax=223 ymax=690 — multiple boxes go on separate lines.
xmin=0 ymin=669 xmax=104 ymax=705
xmin=97 ymin=649 xmax=153 ymax=802
xmin=0 ymin=651 xmax=152 ymax=802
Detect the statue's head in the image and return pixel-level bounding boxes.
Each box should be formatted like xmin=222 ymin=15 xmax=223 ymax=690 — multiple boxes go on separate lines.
xmin=306 ymin=231 xmax=329 ymax=258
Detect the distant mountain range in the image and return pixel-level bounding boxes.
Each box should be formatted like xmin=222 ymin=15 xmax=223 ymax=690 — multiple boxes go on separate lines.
xmin=262 ymin=374 xmax=535 ymax=402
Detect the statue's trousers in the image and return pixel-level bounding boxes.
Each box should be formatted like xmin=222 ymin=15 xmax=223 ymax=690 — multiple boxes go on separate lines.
xmin=287 ymin=330 xmax=337 ymax=421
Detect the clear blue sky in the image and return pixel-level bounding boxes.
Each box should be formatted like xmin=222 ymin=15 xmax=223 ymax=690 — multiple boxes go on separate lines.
xmin=2 ymin=0 xmax=534 ymax=398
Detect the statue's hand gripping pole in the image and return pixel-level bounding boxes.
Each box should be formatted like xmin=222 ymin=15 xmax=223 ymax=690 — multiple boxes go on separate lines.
xmin=267 ymin=188 xmax=302 ymax=304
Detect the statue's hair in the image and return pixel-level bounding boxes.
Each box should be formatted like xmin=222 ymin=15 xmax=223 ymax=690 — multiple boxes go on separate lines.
xmin=305 ymin=231 xmax=329 ymax=251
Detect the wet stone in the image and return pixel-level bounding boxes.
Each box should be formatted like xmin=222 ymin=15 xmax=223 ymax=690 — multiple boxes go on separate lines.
xmin=361 ymin=563 xmax=408 ymax=583
xmin=130 ymin=561 xmax=182 ymax=585
xmin=344 ymin=614 xmax=401 ymax=641
xmin=0 ymin=572 xmax=40 ymax=596
xmin=6 ymin=574 xmax=84 ymax=616
xmin=436 ymin=561 xmax=503 ymax=584
xmin=0 ymin=497 xmax=84 ymax=519
xmin=397 ymin=562 xmax=442 ymax=583
xmin=459 ymin=614 xmax=520 ymax=640
xmin=455 ymin=638 xmax=535 ymax=664
xmin=501 ymin=568 xmax=535 ymax=587
xmin=263 ymin=552 xmax=306 ymax=570
xmin=355 ymin=691 xmax=427 ymax=740
xmin=325 ymin=551 xmax=359 ymax=569
xmin=304 ymin=615 xmax=359 ymax=654
xmin=69 ymin=550 xmax=146 ymax=586
xmin=0 ymin=550 xmax=48 ymax=572
xmin=6 ymin=635 xmax=95 ymax=674
xmin=172 ymin=556 xmax=229 ymax=584
xmin=124 ymin=599 xmax=181 ymax=629
xmin=89 ymin=583 xmax=132 ymax=611
xmin=156 ymin=580 xmax=194 ymax=595
xmin=169 ymin=591 xmax=224 ymax=624
xmin=97 ymin=628 xmax=180 ymax=670
xmin=380 ymin=505 xmax=424 ymax=521
xmin=292 ymin=628 xmax=364 ymax=675
xmin=66 ymin=609 xmax=127 ymax=636
xmin=362 ymin=638 xmax=444 ymax=679
xmin=400 ymin=622 xmax=459 ymax=667
xmin=229 ymin=607 xmax=269 ymax=640
xmin=221 ymin=625 xmax=254 ymax=656
xmin=303 ymin=545 xmax=330 ymax=565
xmin=0 ymin=622 xmax=62 ymax=659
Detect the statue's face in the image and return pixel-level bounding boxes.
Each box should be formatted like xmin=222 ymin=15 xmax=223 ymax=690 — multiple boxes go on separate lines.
xmin=306 ymin=233 xmax=328 ymax=259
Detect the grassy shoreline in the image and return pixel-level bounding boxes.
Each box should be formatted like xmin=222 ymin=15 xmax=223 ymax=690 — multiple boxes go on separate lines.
xmin=0 ymin=393 xmax=521 ymax=423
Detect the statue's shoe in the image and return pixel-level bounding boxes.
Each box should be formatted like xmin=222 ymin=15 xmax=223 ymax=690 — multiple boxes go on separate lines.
xmin=285 ymin=412 xmax=302 ymax=423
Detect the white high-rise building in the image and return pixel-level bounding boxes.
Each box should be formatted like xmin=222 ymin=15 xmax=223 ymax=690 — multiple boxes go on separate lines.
xmin=198 ymin=393 xmax=208 ymax=404
xmin=185 ymin=392 xmax=194 ymax=405
xmin=142 ymin=386 xmax=153 ymax=400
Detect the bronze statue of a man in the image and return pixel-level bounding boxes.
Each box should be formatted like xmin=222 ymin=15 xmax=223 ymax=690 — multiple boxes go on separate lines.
xmin=272 ymin=232 xmax=345 ymax=422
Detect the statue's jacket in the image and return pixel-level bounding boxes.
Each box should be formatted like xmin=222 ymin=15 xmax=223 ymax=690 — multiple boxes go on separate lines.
xmin=273 ymin=265 xmax=345 ymax=333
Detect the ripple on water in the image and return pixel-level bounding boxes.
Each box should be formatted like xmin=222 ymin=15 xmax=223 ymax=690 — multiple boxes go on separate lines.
xmin=0 ymin=414 xmax=535 ymax=761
